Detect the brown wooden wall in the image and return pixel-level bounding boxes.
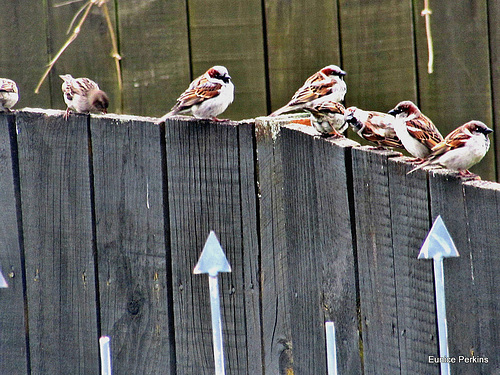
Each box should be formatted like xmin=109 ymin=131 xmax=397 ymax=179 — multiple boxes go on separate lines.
xmin=0 ymin=110 xmax=499 ymax=374
xmin=1 ymin=0 xmax=499 ymax=181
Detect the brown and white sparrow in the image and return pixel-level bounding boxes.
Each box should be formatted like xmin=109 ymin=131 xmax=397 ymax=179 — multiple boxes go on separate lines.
xmin=409 ymin=120 xmax=493 ymax=178
xmin=157 ymin=65 xmax=234 ymax=123
xmin=60 ymin=74 xmax=109 ymax=119
xmin=270 ymin=65 xmax=347 ymax=117
xmin=388 ymin=100 xmax=443 ymax=160
xmin=0 ymin=78 xmax=19 ymax=112
xmin=304 ymin=101 xmax=346 ymax=137
xmin=344 ymin=106 xmax=404 ymax=149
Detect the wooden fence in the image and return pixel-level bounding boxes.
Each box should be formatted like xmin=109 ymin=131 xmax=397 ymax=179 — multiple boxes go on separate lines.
xmin=0 ymin=110 xmax=499 ymax=375
xmin=2 ymin=0 xmax=500 ymax=181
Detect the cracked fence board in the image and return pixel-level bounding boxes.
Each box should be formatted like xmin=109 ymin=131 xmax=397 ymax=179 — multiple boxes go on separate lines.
xmin=16 ymin=110 xmax=99 ymax=374
xmin=91 ymin=115 xmax=174 ymax=374
xmin=165 ymin=118 xmax=261 ymax=374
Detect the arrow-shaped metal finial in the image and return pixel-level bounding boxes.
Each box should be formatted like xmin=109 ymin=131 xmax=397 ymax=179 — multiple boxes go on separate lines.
xmin=194 ymin=231 xmax=232 ymax=276
xmin=0 ymin=270 xmax=8 ymax=288
xmin=418 ymin=215 xmax=460 ymax=260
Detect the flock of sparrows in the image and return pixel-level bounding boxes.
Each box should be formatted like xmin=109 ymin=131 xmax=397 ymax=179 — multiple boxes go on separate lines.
xmin=0 ymin=63 xmax=493 ymax=178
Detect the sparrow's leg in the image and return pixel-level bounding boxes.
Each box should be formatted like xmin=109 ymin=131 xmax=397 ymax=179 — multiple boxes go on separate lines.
xmin=458 ymin=170 xmax=481 ymax=180
xmin=321 ymin=129 xmax=345 ymax=139
xmin=211 ymin=117 xmax=230 ymax=122
xmin=63 ymin=108 xmax=72 ymax=120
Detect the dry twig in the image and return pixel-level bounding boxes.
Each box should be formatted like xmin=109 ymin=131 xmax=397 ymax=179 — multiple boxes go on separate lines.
xmin=421 ymin=0 xmax=434 ymax=74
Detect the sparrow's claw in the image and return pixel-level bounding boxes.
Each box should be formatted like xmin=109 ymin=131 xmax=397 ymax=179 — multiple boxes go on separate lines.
xmin=63 ymin=108 xmax=71 ymax=120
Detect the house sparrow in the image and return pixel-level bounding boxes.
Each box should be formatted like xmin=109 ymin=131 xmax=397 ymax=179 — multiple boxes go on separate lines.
xmin=388 ymin=100 xmax=443 ymax=160
xmin=0 ymin=78 xmax=19 ymax=112
xmin=344 ymin=106 xmax=404 ymax=149
xmin=157 ymin=65 xmax=234 ymax=123
xmin=270 ymin=65 xmax=347 ymax=117
xmin=304 ymin=101 xmax=346 ymax=137
xmin=409 ymin=120 xmax=493 ymax=178
xmin=60 ymin=74 xmax=109 ymax=119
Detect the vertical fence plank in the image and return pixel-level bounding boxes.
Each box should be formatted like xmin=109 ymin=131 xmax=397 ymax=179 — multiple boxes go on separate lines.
xmin=264 ymin=0 xmax=341 ymax=113
xmin=387 ymin=158 xmax=439 ymax=374
xmin=165 ymin=118 xmax=261 ymax=374
xmin=463 ymin=181 xmax=500 ymax=372
xmin=16 ymin=110 xmax=99 ymax=374
xmin=351 ymin=146 xmax=401 ymax=374
xmin=488 ymin=1 xmax=500 ymax=181
xmin=0 ymin=114 xmax=28 ymax=375
xmin=0 ymin=1 xmax=51 ymax=109
xmin=118 ymin=0 xmax=191 ymax=117
xmin=91 ymin=115 xmax=174 ymax=374
xmin=187 ymin=0 xmax=268 ymax=119
xmin=255 ymin=117 xmax=293 ymax=374
xmin=280 ymin=124 xmax=362 ymax=374
xmin=339 ymin=0 xmax=417 ymax=112
xmin=44 ymin=0 xmax=119 ymax=112
xmin=414 ymin=0 xmax=495 ymax=180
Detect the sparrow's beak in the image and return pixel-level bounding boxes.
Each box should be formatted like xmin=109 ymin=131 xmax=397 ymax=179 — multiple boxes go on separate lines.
xmin=387 ymin=109 xmax=398 ymax=116
xmin=344 ymin=113 xmax=354 ymax=123
xmin=484 ymin=127 xmax=493 ymax=134
xmin=222 ymin=75 xmax=231 ymax=83
xmin=339 ymin=69 xmax=347 ymax=77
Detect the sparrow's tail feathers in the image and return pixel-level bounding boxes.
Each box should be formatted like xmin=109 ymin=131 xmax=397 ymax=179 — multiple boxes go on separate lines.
xmin=407 ymin=160 xmax=431 ymax=175
xmin=269 ymin=105 xmax=292 ymax=117
xmin=155 ymin=107 xmax=180 ymax=124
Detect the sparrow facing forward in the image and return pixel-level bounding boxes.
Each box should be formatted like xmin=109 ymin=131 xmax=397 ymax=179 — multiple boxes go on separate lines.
xmin=305 ymin=101 xmax=346 ymax=138
xmin=60 ymin=74 xmax=109 ymax=119
xmin=388 ymin=100 xmax=443 ymax=160
xmin=344 ymin=107 xmax=404 ymax=149
xmin=409 ymin=120 xmax=493 ymax=178
xmin=157 ymin=65 xmax=234 ymax=123
xmin=270 ymin=65 xmax=347 ymax=117
xmin=0 ymin=78 xmax=19 ymax=112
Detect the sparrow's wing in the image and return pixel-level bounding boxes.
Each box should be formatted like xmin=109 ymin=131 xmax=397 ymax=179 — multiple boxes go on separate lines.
xmin=64 ymin=78 xmax=99 ymax=101
xmin=288 ymin=77 xmax=338 ymax=106
xmin=0 ymin=79 xmax=18 ymax=93
xmin=363 ymin=114 xmax=404 ymax=148
xmin=406 ymin=115 xmax=444 ymax=149
xmin=175 ymin=76 xmax=222 ymax=109
xmin=429 ymin=126 xmax=470 ymax=157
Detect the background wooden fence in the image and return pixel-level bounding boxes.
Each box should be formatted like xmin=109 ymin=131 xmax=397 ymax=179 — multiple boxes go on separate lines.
xmin=0 ymin=110 xmax=499 ymax=374
xmin=1 ymin=0 xmax=500 ymax=181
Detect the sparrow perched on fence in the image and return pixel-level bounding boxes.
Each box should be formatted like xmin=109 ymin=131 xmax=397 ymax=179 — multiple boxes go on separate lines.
xmin=270 ymin=65 xmax=347 ymax=117
xmin=0 ymin=78 xmax=19 ymax=112
xmin=409 ymin=120 xmax=493 ymax=178
xmin=344 ymin=106 xmax=404 ymax=149
xmin=60 ymin=74 xmax=109 ymax=119
xmin=304 ymin=101 xmax=346 ymax=137
xmin=388 ymin=100 xmax=443 ymax=160
xmin=157 ymin=65 xmax=234 ymax=123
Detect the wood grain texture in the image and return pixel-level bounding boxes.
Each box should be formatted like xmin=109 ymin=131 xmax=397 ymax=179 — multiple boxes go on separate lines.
xmin=0 ymin=0 xmax=51 ymax=108
xmin=414 ymin=0 xmax=495 ymax=180
xmin=118 ymin=0 xmax=191 ymax=117
xmin=281 ymin=124 xmax=362 ymax=374
xmin=351 ymin=146 xmax=402 ymax=374
xmin=387 ymin=157 xmax=438 ymax=374
xmin=164 ymin=117 xmax=261 ymax=374
xmin=16 ymin=110 xmax=99 ymax=374
xmin=187 ymin=0 xmax=268 ymax=120
xmin=264 ymin=0 xmax=341 ymax=114
xmin=45 ymin=0 xmax=119 ymax=112
xmin=339 ymin=0 xmax=417 ymax=112
xmin=255 ymin=117 xmax=293 ymax=375
xmin=0 ymin=113 xmax=28 ymax=375
xmin=90 ymin=115 xmax=174 ymax=374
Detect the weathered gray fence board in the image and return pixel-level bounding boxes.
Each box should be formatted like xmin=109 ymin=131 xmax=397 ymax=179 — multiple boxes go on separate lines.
xmin=90 ymin=115 xmax=174 ymax=374
xmin=118 ymin=0 xmax=191 ymax=117
xmin=164 ymin=118 xmax=261 ymax=374
xmin=187 ymin=0 xmax=268 ymax=120
xmin=387 ymin=157 xmax=438 ymax=374
xmin=351 ymin=146 xmax=402 ymax=374
xmin=15 ymin=110 xmax=99 ymax=374
xmin=414 ymin=0 xmax=495 ymax=181
xmin=264 ymin=0 xmax=341 ymax=114
xmin=255 ymin=118 xmax=293 ymax=374
xmin=463 ymin=181 xmax=500 ymax=373
xmin=488 ymin=1 xmax=500 ymax=181
xmin=0 ymin=114 xmax=28 ymax=375
xmin=340 ymin=0 xmax=417 ymax=112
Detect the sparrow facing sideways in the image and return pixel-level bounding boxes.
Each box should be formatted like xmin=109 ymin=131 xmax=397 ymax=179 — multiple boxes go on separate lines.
xmin=388 ymin=100 xmax=443 ymax=160
xmin=344 ymin=106 xmax=404 ymax=149
xmin=305 ymin=101 xmax=346 ymax=138
xmin=0 ymin=78 xmax=19 ymax=112
xmin=270 ymin=65 xmax=347 ymax=117
xmin=409 ymin=120 xmax=493 ymax=178
xmin=157 ymin=65 xmax=234 ymax=123
xmin=60 ymin=74 xmax=109 ymax=119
